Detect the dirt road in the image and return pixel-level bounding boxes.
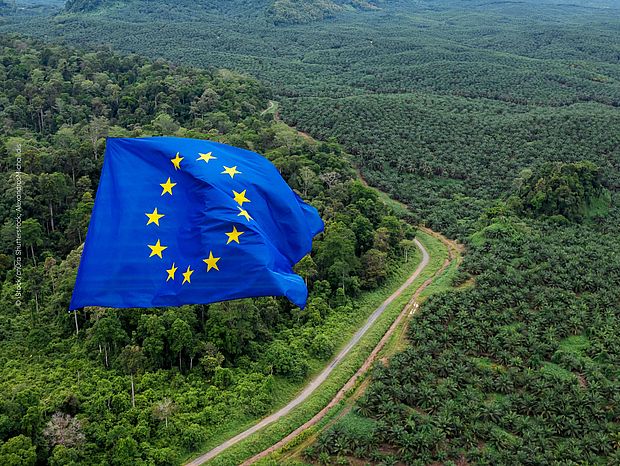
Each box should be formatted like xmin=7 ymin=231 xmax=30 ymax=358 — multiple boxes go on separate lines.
xmin=185 ymin=238 xmax=430 ymax=465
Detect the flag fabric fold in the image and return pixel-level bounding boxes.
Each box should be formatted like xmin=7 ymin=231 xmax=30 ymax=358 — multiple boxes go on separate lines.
xmin=69 ymin=137 xmax=323 ymax=310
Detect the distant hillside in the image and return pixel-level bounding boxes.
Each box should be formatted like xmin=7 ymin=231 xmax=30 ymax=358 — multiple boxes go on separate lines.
xmin=63 ymin=0 xmax=377 ymax=22
xmin=269 ymin=0 xmax=377 ymax=24
xmin=65 ymin=0 xmax=116 ymax=13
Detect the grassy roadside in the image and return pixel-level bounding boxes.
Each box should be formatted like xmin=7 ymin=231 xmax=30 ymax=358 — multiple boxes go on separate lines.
xmin=191 ymin=231 xmax=448 ymax=465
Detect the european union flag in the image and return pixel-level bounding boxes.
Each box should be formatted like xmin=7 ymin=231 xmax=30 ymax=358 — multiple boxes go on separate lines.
xmin=69 ymin=137 xmax=324 ymax=310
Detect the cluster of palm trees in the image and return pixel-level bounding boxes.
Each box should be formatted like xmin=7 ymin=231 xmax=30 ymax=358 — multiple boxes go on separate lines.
xmin=307 ymin=220 xmax=620 ymax=464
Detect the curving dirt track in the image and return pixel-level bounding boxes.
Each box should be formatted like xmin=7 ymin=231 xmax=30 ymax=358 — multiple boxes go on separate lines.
xmin=241 ymin=228 xmax=460 ymax=465
xmin=185 ymin=238 xmax=430 ymax=466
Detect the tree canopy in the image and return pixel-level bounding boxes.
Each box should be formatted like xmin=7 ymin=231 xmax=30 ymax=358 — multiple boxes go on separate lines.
xmin=0 ymin=36 xmax=416 ymax=464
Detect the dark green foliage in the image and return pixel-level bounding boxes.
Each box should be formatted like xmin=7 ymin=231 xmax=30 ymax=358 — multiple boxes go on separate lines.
xmin=284 ymin=97 xmax=619 ymax=237
xmin=321 ymin=219 xmax=620 ymax=465
xmin=0 ymin=0 xmax=619 ymax=464
xmin=270 ymin=0 xmax=375 ymax=24
xmin=514 ymin=161 xmax=607 ymax=222
xmin=64 ymin=0 xmax=111 ymax=13
xmin=61 ymin=0 xmax=375 ymax=24
xmin=0 ymin=36 xmax=413 ymax=464
xmin=0 ymin=35 xmax=267 ymax=258
xmin=6 ymin=0 xmax=617 ymax=238
xmin=311 ymin=413 xmax=378 ymax=459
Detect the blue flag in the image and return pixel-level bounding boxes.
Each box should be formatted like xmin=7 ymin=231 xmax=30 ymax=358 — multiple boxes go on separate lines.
xmin=69 ymin=137 xmax=323 ymax=310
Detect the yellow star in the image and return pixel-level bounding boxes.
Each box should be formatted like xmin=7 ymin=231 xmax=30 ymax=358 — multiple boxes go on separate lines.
xmin=182 ymin=265 xmax=194 ymax=284
xmin=160 ymin=177 xmax=177 ymax=196
xmin=148 ymin=239 xmax=167 ymax=258
xmin=171 ymin=152 xmax=184 ymax=170
xmin=145 ymin=207 xmax=165 ymax=226
xmin=197 ymin=152 xmax=216 ymax=163
xmin=166 ymin=262 xmax=177 ymax=281
xmin=225 ymin=225 xmax=244 ymax=244
xmin=233 ymin=189 xmax=250 ymax=206
xmin=202 ymin=251 xmax=221 ymax=272
xmin=237 ymin=206 xmax=252 ymax=222
xmin=221 ymin=166 xmax=242 ymax=178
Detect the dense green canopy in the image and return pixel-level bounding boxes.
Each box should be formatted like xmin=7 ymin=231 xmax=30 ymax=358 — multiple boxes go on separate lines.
xmin=0 ymin=0 xmax=618 ymax=463
xmin=0 ymin=36 xmax=415 ymax=464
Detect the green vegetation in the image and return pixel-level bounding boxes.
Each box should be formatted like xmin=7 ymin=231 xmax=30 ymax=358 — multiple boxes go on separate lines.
xmin=194 ymin=230 xmax=447 ymax=465
xmin=0 ymin=36 xmax=419 ymax=464
xmin=2 ymin=0 xmax=618 ymax=236
xmin=513 ymin=161 xmax=609 ymax=222
xmin=308 ymin=216 xmax=620 ymax=464
xmin=61 ymin=0 xmax=375 ymax=22
xmin=64 ymin=0 xmax=112 ymax=13
xmin=0 ymin=0 xmax=619 ymax=464
xmin=269 ymin=0 xmax=375 ymax=24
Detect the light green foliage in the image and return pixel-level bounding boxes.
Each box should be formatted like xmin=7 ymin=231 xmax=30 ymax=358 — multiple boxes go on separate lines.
xmin=0 ymin=435 xmax=36 ymax=466
xmin=309 ymin=332 xmax=334 ymax=359
xmin=264 ymin=339 xmax=309 ymax=381
xmin=559 ymin=335 xmax=590 ymax=355
xmin=312 ymin=412 xmax=377 ymax=459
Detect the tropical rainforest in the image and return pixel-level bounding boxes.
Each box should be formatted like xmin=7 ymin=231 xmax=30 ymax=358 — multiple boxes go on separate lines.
xmin=0 ymin=0 xmax=619 ymax=465
xmin=0 ymin=36 xmax=417 ymax=464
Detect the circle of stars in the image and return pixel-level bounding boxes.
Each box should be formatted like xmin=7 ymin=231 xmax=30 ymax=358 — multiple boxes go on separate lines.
xmin=144 ymin=149 xmax=253 ymax=285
